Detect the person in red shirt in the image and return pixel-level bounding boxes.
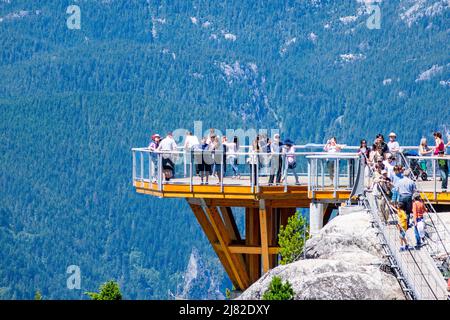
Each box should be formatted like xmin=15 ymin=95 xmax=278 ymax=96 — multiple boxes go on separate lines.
xmin=412 ymin=193 xmax=427 ymax=249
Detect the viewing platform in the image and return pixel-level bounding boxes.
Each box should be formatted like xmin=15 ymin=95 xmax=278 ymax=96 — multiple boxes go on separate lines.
xmin=132 ymin=147 xmax=450 ymax=205
xmin=132 ymin=144 xmax=450 ymax=292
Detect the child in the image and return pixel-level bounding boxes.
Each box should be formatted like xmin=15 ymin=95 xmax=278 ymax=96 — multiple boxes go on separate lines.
xmin=391 ymin=202 xmax=410 ymax=252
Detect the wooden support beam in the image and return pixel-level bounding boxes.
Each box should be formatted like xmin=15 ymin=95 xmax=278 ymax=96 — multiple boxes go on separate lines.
xmin=213 ymin=243 xmax=280 ymax=254
xmin=203 ymin=205 xmax=250 ymax=290
xmin=323 ymin=204 xmax=335 ymax=226
xmin=268 ymin=208 xmax=278 ymax=269
xmin=219 ymin=207 xmax=241 ymax=242
xmin=187 ymin=201 xmax=238 ymax=288
xmin=245 ymin=207 xmax=261 ymax=283
xmin=259 ymin=200 xmax=271 ymax=274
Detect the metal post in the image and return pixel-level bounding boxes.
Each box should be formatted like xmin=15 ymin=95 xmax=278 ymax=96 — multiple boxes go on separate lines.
xmin=132 ymin=150 xmax=136 ymax=183
xmin=184 ymin=150 xmax=187 ymax=178
xmin=333 ymin=158 xmax=338 ymax=199
xmin=321 ymin=159 xmax=324 ymax=188
xmin=150 ymin=151 xmax=153 ymax=188
xmin=256 ymin=153 xmax=259 ymax=193
xmin=307 ymin=159 xmax=311 ymax=194
xmin=220 ymin=153 xmax=224 ymax=193
xmin=284 ymin=153 xmax=288 ymax=193
xmin=190 ymin=149 xmax=193 ymax=192
xmin=432 ymin=158 xmax=436 ymax=201
xmin=140 ymin=151 xmax=144 ymax=188
xmin=251 ymin=152 xmax=255 ymax=193
xmin=158 ymin=153 xmax=163 ymax=191
xmin=347 ymin=159 xmax=350 ymax=189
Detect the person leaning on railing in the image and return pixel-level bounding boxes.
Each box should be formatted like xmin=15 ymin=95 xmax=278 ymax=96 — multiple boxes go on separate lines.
xmin=148 ymin=133 xmax=161 ymax=183
xmin=323 ymin=137 xmax=342 ymax=186
xmin=418 ymin=137 xmax=433 ymax=173
xmin=281 ymin=139 xmax=299 ymax=185
xmin=268 ymin=134 xmax=283 ymax=185
xmin=247 ymin=135 xmax=261 ymax=185
xmin=156 ymin=132 xmax=178 ymax=182
xmin=358 ymin=139 xmax=372 ymax=189
xmin=433 ymin=132 xmax=448 ymax=192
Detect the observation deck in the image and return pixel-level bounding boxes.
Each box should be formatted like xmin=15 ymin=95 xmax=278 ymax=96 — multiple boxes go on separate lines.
xmin=132 ymin=144 xmax=450 ymax=292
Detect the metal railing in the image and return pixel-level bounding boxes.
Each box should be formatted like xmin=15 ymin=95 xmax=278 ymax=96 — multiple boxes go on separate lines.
xmin=365 ymin=186 xmax=449 ymax=300
xmin=131 ymin=147 xmax=361 ymax=195
xmin=399 ymin=153 xmax=450 ymax=271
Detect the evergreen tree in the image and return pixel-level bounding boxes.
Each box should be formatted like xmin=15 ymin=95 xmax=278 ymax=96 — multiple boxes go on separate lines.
xmin=278 ymin=212 xmax=309 ymax=265
xmin=86 ymin=281 xmax=123 ymax=300
xmin=34 ymin=290 xmax=42 ymax=300
xmin=262 ymin=276 xmax=294 ymax=300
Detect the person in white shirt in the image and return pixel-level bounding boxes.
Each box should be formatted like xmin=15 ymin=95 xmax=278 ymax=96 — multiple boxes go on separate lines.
xmin=383 ymin=154 xmax=396 ymax=182
xmin=223 ymin=136 xmax=240 ymax=179
xmin=282 ymin=139 xmax=299 ymax=184
xmin=387 ymin=132 xmax=400 ymax=159
xmin=183 ymin=131 xmax=200 ymax=177
xmin=268 ymin=134 xmax=283 ymax=185
xmin=324 ymin=137 xmax=342 ymax=184
xmin=157 ymin=132 xmax=178 ymax=181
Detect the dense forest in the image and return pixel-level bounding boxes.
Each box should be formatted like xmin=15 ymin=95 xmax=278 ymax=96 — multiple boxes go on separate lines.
xmin=0 ymin=0 xmax=449 ymax=299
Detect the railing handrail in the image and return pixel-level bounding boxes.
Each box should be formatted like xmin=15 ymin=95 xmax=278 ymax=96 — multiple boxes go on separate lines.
xmin=132 ymin=148 xmax=360 ymax=157
xmin=369 ymin=182 xmax=448 ymax=300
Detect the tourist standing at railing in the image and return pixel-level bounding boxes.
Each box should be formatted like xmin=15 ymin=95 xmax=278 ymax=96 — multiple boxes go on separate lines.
xmin=396 ymin=168 xmax=417 ymax=224
xmin=157 ymin=132 xmax=178 ymax=182
xmin=358 ymin=139 xmax=372 ymax=188
xmin=412 ymin=194 xmax=427 ymax=249
xmin=418 ymin=137 xmax=433 ymax=173
xmin=223 ymin=136 xmax=240 ymax=179
xmin=387 ymin=132 xmax=401 ymax=160
xmin=248 ymin=136 xmax=261 ymax=185
xmin=268 ymin=134 xmax=283 ymax=185
xmin=375 ymin=134 xmax=389 ymax=158
xmin=324 ymin=137 xmax=342 ymax=186
xmin=184 ymin=131 xmax=200 ymax=177
xmin=206 ymin=128 xmax=215 ymax=145
xmin=433 ymin=132 xmax=448 ymax=192
xmin=211 ymin=135 xmax=223 ymax=184
xmin=383 ymin=154 xmax=397 ymax=182
xmin=372 ymin=165 xmax=392 ymax=222
xmin=148 ymin=133 xmax=161 ymax=183
xmin=196 ymin=137 xmax=213 ymax=185
xmin=281 ymin=139 xmax=299 ymax=185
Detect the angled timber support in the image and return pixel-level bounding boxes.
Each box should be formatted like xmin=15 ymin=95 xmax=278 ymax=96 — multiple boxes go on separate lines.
xmin=201 ymin=203 xmax=250 ymax=290
xmin=245 ymin=207 xmax=261 ymax=283
xmin=259 ymin=199 xmax=271 ymax=274
xmin=187 ymin=200 xmax=238 ymax=288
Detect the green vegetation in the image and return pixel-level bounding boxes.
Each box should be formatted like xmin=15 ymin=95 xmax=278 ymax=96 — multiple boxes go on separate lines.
xmin=262 ymin=276 xmax=294 ymax=301
xmin=34 ymin=290 xmax=42 ymax=300
xmin=86 ymin=281 xmax=122 ymax=300
xmin=278 ymin=213 xmax=309 ymax=265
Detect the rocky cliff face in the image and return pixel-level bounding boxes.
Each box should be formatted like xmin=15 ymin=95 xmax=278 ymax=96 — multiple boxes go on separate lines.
xmin=238 ymin=209 xmax=405 ymax=300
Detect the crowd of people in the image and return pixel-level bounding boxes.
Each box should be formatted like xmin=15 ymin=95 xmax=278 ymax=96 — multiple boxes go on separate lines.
xmin=356 ymin=131 xmax=450 ymax=252
xmin=146 ymin=129 xmax=449 ymax=251
xmin=147 ymin=129 xmax=300 ymax=185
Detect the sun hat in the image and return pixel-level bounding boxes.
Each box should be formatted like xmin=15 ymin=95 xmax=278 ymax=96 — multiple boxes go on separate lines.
xmin=389 ymin=132 xmax=397 ymax=137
